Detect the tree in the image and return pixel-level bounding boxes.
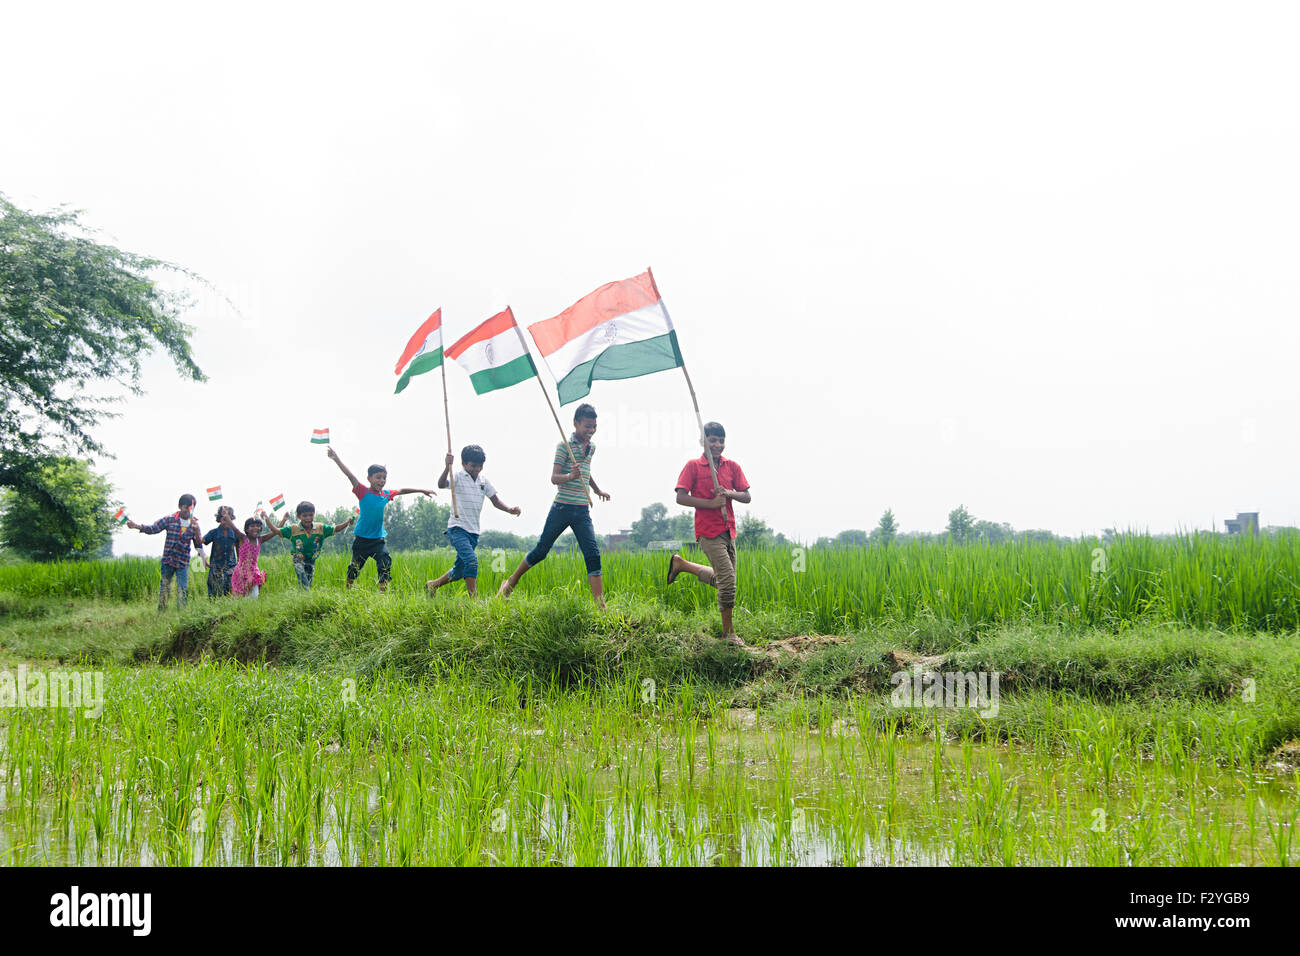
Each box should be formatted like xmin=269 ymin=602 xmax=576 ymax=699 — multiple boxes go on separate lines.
xmin=973 ymin=519 xmax=1013 ymax=544
xmin=736 ymin=515 xmax=775 ymax=549
xmin=947 ymin=504 xmax=975 ymax=543
xmin=630 ymin=503 xmax=670 ymax=549
xmin=0 ymin=458 xmax=114 ymax=561
xmin=669 ymin=511 xmax=695 ymax=541
xmin=871 ymin=508 xmax=898 ymax=547
xmin=0 ymin=195 xmax=204 ymax=515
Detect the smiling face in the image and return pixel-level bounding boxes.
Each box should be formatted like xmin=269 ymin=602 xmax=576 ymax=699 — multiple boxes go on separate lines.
xmin=705 ymin=433 xmax=726 ymax=460
xmin=368 ymin=470 xmax=387 ymax=492
xmin=573 ymin=416 xmax=597 ymax=444
xmin=297 ymin=509 xmax=315 ymax=529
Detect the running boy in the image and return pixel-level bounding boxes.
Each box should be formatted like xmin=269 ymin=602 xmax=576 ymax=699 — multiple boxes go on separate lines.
xmin=271 ymin=501 xmax=355 ymax=589
xmin=127 ymin=493 xmax=208 ymax=610
xmin=326 ymin=446 xmax=435 ymax=592
xmin=666 ymin=422 xmax=751 ymax=645
xmin=497 ymin=403 xmax=609 ymax=608
xmin=426 ymin=445 xmax=521 ymax=597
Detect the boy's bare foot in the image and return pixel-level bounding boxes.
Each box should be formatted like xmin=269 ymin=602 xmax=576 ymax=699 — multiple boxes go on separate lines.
xmin=666 ymin=553 xmax=682 ymax=585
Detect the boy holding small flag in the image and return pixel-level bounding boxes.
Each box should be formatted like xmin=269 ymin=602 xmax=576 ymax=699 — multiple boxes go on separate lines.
xmin=127 ymin=494 xmax=209 ymax=610
xmin=327 ymin=446 xmax=435 ymax=592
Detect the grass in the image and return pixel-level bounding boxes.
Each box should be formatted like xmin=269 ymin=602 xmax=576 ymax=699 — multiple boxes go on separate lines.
xmin=2 ymin=534 xmax=1298 ymax=867
xmin=5 ymin=530 xmax=1300 ymax=631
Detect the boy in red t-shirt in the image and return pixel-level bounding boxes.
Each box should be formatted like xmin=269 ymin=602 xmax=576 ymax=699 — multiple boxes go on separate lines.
xmin=666 ymin=421 xmax=751 ymax=645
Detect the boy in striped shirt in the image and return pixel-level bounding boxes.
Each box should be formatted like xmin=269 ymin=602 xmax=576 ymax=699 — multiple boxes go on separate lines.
xmin=426 ymin=445 xmax=521 ymax=597
xmin=497 ymin=403 xmax=610 ymax=608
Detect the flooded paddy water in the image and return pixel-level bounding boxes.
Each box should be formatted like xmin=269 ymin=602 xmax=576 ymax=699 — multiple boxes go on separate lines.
xmin=2 ymin=662 xmax=1296 ymax=866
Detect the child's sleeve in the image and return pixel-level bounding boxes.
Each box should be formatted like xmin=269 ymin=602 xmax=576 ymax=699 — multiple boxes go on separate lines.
xmin=732 ymin=463 xmax=751 ymax=492
xmin=203 ymin=528 xmax=217 ymax=545
xmin=140 ymin=517 xmax=166 ymax=534
xmin=322 ymin=524 xmax=335 ymax=538
xmin=352 ymin=484 xmax=367 ymax=500
xmin=552 ymin=443 xmax=567 ymax=467
xmin=483 ymin=479 xmax=497 ymax=498
xmin=278 ymin=525 xmax=291 ymax=540
xmin=674 ymin=461 xmax=696 ymax=494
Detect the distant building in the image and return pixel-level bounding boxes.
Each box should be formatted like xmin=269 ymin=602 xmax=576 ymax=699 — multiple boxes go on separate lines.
xmin=1224 ymin=512 xmax=1259 ymax=536
xmin=605 ymin=529 xmax=634 ymax=551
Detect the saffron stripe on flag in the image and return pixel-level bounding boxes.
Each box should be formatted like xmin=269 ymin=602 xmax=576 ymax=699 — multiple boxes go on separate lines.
xmin=395 ymin=309 xmax=442 ymax=375
xmin=528 ymin=272 xmax=661 ymax=356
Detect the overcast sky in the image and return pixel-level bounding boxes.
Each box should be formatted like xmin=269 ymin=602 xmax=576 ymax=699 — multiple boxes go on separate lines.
xmin=4 ymin=1 xmax=1298 ymax=555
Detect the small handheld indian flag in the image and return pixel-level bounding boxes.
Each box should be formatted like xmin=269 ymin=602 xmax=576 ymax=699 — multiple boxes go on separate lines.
xmin=352 ymin=505 xmax=360 ymax=518
xmin=207 ymin=485 xmax=223 ymax=501
xmin=311 ymin=428 xmax=330 ymax=445
xmin=269 ymin=494 xmax=286 ymax=512
xmin=394 ymin=309 xmax=443 ymax=395
xmin=114 ymin=508 xmax=129 ymax=526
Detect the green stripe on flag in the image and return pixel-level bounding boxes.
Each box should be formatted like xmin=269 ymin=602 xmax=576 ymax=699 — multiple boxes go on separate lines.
xmin=395 ymin=348 xmax=443 ymax=395
xmin=467 ymin=353 xmax=537 ymax=395
xmin=556 ymin=330 xmax=684 ymax=405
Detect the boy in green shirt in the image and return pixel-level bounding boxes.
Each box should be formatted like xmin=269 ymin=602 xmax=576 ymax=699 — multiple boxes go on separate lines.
xmin=272 ymin=500 xmax=355 ymax=589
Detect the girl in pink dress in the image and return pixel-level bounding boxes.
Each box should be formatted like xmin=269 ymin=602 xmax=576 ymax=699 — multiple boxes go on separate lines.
xmin=226 ymin=512 xmax=279 ymax=597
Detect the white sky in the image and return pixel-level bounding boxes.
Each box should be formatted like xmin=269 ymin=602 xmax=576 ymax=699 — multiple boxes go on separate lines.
xmin=3 ymin=1 xmax=1298 ymax=555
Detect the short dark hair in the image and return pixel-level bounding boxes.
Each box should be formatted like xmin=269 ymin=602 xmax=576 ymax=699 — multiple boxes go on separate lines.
xmin=460 ymin=445 xmax=486 ymax=466
xmin=573 ymin=403 xmax=597 ymax=423
xmin=214 ymin=505 xmax=234 ymax=523
xmin=367 ymin=464 xmax=387 ymax=478
xmin=703 ymin=422 xmax=726 ymax=438
xmin=296 ymin=501 xmax=315 ymax=516
xmin=178 ymin=494 xmax=196 ymax=508
xmin=243 ymin=516 xmax=263 ymax=534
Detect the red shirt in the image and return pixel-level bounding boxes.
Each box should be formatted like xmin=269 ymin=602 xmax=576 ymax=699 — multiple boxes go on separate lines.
xmin=676 ymin=455 xmax=750 ymax=539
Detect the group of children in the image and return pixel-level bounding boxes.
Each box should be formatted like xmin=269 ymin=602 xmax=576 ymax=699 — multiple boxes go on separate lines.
xmin=130 ymin=402 xmax=753 ymax=644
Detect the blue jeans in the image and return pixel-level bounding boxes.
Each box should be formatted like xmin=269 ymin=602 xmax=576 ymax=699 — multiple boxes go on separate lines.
xmin=525 ymin=503 xmax=601 ymax=576
xmin=159 ymin=562 xmax=189 ymax=610
xmin=445 ymin=527 xmax=480 ymax=581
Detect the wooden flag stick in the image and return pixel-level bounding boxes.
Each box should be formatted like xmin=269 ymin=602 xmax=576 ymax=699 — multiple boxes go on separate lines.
xmin=511 ymin=309 xmax=594 ymax=507
xmin=645 ymin=266 xmax=724 ymax=512
xmin=439 ymin=329 xmax=459 ymax=518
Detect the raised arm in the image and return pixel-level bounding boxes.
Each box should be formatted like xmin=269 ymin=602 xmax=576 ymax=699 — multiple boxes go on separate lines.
xmin=327 ymin=446 xmax=361 ymax=488
xmin=220 ymin=513 xmax=248 ymax=544
xmin=393 ymin=487 xmax=435 ymax=497
xmin=128 ymin=516 xmax=167 ymax=534
xmin=437 ymin=453 xmax=454 ymax=489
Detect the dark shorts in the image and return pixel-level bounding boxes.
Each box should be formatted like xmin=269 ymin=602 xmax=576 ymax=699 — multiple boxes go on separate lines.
xmin=445 ymin=527 xmax=480 ymax=581
xmin=293 ymin=555 xmax=316 ymax=589
xmin=348 ymin=536 xmax=392 ymax=584
xmin=207 ymin=564 xmax=235 ymax=598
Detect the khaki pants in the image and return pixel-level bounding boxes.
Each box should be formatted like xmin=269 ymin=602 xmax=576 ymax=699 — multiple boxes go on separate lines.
xmin=697 ymin=534 xmax=737 ymax=610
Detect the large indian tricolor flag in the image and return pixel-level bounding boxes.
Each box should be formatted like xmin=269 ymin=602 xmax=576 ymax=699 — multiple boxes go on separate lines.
xmin=445 ymin=308 xmax=538 ymax=394
xmin=394 ymin=309 xmax=443 ymax=395
xmin=528 ymin=269 xmax=683 ymax=405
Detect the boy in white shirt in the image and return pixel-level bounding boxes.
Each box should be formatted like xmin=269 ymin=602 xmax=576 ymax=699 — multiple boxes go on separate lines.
xmin=426 ymin=445 xmax=521 ymax=597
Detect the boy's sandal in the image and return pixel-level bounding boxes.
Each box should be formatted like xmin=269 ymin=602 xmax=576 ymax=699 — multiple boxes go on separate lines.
xmin=666 ymin=554 xmax=681 ymax=586
xmin=723 ymin=635 xmax=745 ymax=647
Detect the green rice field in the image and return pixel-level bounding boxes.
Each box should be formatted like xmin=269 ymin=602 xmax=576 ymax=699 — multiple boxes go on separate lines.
xmin=2 ymin=535 xmax=1298 ymax=866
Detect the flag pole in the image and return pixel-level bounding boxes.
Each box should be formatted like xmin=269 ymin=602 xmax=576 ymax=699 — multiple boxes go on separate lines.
xmin=646 ymin=266 xmax=724 ymax=511
xmin=510 ymin=308 xmax=594 ymax=507
xmin=439 ymin=326 xmax=459 ymax=518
